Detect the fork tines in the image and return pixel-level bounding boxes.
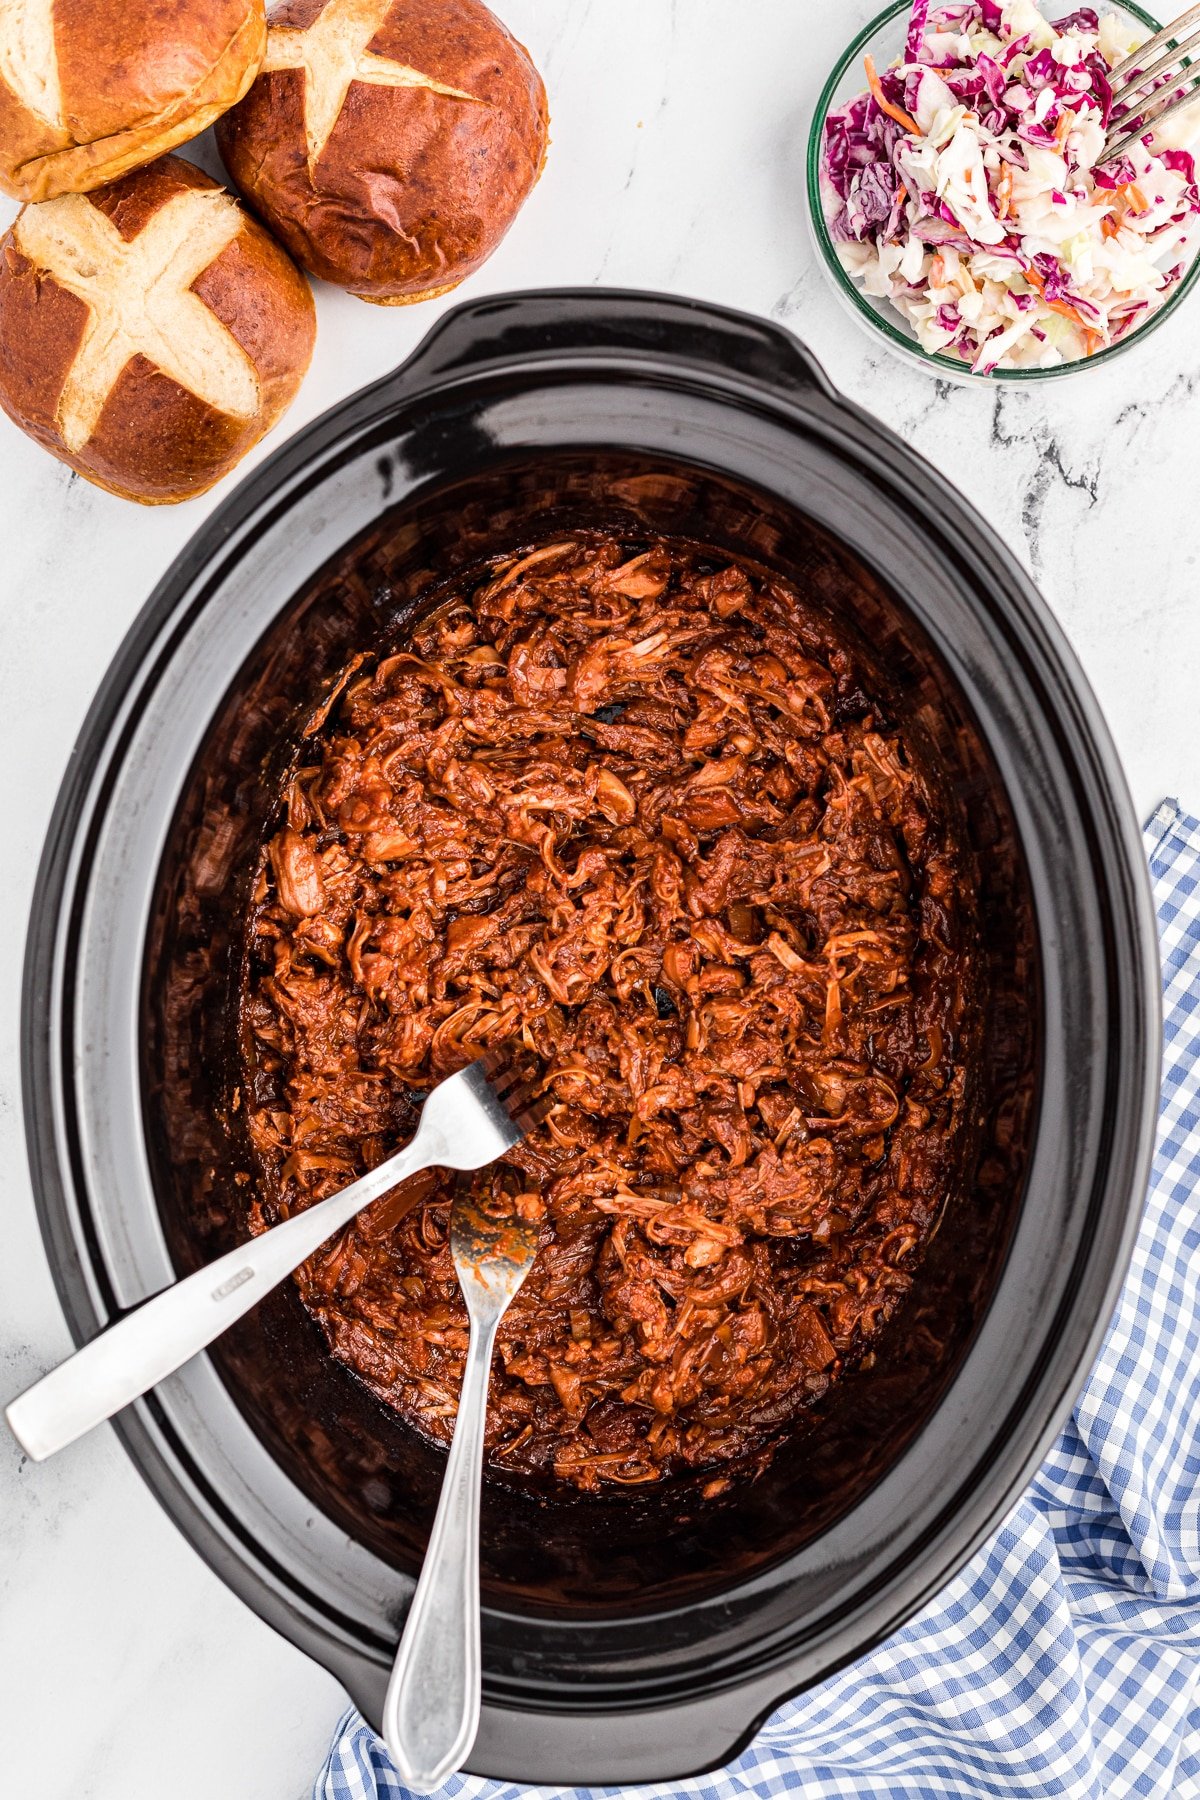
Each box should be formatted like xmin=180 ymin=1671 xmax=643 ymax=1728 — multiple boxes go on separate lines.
xmin=479 ymin=1042 xmax=549 ymax=1138
xmin=1104 ymin=4 xmax=1200 ymax=161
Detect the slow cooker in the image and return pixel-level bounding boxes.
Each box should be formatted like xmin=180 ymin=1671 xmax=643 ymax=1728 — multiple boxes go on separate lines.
xmin=21 ymin=290 xmax=1159 ymax=1783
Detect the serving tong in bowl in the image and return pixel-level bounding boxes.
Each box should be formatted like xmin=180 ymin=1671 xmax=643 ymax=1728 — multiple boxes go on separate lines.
xmin=6 ymin=1044 xmax=546 ymax=1786
xmin=1104 ymin=2 xmax=1200 ymax=161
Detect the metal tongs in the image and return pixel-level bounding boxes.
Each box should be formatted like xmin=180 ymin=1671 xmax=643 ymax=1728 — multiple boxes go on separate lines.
xmin=1104 ymin=3 xmax=1200 ymax=161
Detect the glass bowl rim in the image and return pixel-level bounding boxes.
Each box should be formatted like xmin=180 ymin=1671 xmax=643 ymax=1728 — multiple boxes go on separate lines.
xmin=806 ymin=0 xmax=1200 ymax=382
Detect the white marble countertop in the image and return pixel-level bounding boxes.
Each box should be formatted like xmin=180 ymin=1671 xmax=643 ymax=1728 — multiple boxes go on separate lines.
xmin=3 ymin=2 xmax=1198 ymax=1795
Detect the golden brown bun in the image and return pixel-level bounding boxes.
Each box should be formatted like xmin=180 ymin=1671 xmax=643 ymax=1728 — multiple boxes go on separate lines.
xmin=216 ymin=0 xmax=548 ymax=303
xmin=0 ymin=154 xmax=316 ymax=503
xmin=0 ymin=0 xmax=267 ymax=201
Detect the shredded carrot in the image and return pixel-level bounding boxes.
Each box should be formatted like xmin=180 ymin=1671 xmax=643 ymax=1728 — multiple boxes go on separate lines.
xmin=864 ymin=55 xmax=920 ymax=134
xmin=1084 ymin=328 xmax=1104 ymax=356
xmin=1054 ymin=109 xmax=1076 ymax=148
xmin=1025 ymin=264 xmax=1100 ymax=342
xmin=1120 ymin=181 xmax=1150 ymax=213
xmin=1056 ymin=297 xmax=1097 ymax=332
xmin=1101 ymin=210 xmax=1122 ymax=238
xmin=996 ymin=164 xmax=1013 ymax=219
xmin=930 ymin=254 xmax=947 ymax=286
xmin=895 ymin=182 xmax=908 ymax=207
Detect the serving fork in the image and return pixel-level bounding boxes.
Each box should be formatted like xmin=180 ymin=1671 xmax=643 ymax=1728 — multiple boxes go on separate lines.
xmin=1104 ymin=3 xmax=1200 ymax=161
xmin=381 ymin=1172 xmax=542 ymax=1790
xmin=4 ymin=1048 xmax=542 ymax=1462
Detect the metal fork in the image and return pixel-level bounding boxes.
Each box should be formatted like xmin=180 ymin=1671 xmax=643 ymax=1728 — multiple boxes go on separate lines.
xmin=1104 ymin=2 xmax=1200 ymax=161
xmin=382 ymin=1177 xmax=541 ymax=1791
xmin=4 ymin=1048 xmax=541 ymax=1462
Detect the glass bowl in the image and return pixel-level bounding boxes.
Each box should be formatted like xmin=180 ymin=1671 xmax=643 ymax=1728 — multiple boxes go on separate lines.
xmin=806 ymin=0 xmax=1200 ymax=383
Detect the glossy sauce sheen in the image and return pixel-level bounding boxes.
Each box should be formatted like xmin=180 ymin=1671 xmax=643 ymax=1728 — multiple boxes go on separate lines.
xmin=240 ymin=536 xmax=979 ymax=1494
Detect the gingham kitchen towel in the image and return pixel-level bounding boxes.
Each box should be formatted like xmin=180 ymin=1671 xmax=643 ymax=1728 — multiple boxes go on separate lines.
xmin=316 ymin=798 xmax=1200 ymax=1800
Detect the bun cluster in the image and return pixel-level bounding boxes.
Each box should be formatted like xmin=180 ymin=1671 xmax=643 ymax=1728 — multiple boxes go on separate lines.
xmin=0 ymin=0 xmax=547 ymax=501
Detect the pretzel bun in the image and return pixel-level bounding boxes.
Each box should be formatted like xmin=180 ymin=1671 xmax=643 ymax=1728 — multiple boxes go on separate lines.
xmin=0 ymin=0 xmax=267 ymax=202
xmin=0 ymin=155 xmax=316 ymax=503
xmin=216 ymin=0 xmax=548 ymax=304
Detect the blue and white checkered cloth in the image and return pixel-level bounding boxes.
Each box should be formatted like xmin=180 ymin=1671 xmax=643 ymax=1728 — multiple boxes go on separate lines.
xmin=316 ymin=798 xmax=1200 ymax=1800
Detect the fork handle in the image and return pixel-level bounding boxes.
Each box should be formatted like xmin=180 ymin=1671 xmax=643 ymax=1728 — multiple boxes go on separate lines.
xmin=382 ymin=1308 xmax=498 ymax=1792
xmin=5 ymin=1142 xmax=425 ymax=1462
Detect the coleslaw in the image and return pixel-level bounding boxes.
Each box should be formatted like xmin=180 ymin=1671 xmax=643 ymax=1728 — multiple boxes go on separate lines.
xmin=821 ymin=0 xmax=1200 ymax=371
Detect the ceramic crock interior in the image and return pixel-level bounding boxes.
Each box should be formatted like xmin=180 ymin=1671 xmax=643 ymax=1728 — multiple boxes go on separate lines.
xmin=141 ymin=449 xmax=1036 ymax=1617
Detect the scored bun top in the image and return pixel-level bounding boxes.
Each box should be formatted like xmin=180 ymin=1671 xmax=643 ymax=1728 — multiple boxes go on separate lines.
xmin=0 ymin=0 xmax=267 ymax=201
xmin=0 ymin=154 xmax=316 ymax=502
xmin=217 ymin=0 xmax=548 ymax=303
